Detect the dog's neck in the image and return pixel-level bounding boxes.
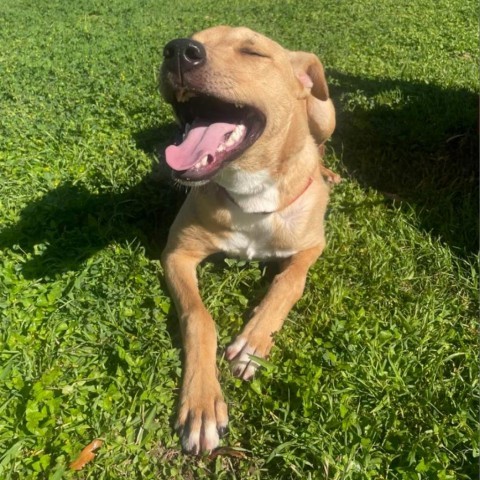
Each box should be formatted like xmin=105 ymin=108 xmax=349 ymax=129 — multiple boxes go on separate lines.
xmin=214 ymin=167 xmax=280 ymax=213
xmin=218 ymin=176 xmax=313 ymax=214
xmin=213 ymin=138 xmax=319 ymax=214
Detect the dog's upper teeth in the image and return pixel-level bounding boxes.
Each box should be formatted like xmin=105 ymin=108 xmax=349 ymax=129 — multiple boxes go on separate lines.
xmin=235 ymin=103 xmax=245 ymax=109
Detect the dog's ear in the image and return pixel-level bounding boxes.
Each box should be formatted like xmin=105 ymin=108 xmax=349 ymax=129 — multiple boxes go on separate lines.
xmin=289 ymin=51 xmax=329 ymax=101
xmin=289 ymin=51 xmax=335 ymax=144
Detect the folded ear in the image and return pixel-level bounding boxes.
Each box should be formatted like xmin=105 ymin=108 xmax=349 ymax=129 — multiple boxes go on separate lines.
xmin=289 ymin=51 xmax=329 ymax=101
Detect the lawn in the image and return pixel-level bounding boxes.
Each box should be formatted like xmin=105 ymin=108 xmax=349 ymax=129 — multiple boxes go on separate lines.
xmin=0 ymin=0 xmax=478 ymax=478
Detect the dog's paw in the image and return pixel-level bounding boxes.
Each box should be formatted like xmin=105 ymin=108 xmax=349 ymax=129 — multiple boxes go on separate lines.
xmin=175 ymin=378 xmax=228 ymax=455
xmin=225 ymin=335 xmax=273 ymax=380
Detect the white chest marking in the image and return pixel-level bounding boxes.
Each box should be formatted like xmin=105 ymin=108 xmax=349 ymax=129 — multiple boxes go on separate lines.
xmin=219 ymin=209 xmax=297 ymax=260
xmin=214 ymin=167 xmax=279 ymax=213
xmin=213 ymin=167 xmax=300 ymax=259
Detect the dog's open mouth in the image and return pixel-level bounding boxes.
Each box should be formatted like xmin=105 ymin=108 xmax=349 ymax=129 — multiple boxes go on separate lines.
xmin=166 ymin=95 xmax=266 ymax=185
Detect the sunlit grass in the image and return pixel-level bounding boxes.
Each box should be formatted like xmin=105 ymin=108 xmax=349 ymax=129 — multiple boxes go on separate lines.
xmin=0 ymin=0 xmax=477 ymax=478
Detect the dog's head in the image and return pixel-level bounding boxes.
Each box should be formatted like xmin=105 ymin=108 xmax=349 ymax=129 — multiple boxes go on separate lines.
xmin=159 ymin=26 xmax=331 ymax=186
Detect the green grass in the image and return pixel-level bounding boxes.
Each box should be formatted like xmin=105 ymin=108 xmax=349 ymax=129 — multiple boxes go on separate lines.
xmin=0 ymin=0 xmax=478 ymax=478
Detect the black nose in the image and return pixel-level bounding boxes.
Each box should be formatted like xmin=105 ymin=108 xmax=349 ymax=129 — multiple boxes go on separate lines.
xmin=163 ymin=38 xmax=206 ymax=75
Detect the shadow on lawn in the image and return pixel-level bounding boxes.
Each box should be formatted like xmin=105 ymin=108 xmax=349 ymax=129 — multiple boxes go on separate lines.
xmin=329 ymin=71 xmax=478 ymax=256
xmin=0 ymin=73 xmax=477 ymax=281
xmin=0 ymin=146 xmax=186 ymax=279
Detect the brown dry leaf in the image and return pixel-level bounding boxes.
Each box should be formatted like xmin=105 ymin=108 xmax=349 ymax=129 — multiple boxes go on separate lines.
xmin=69 ymin=439 xmax=103 ymax=471
xmin=208 ymin=446 xmax=248 ymax=460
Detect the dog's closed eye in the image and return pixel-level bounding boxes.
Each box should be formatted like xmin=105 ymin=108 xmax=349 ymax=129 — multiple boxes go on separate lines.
xmin=239 ymin=47 xmax=270 ymax=59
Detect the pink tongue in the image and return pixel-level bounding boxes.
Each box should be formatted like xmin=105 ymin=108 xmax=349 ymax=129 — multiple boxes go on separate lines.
xmin=165 ymin=121 xmax=237 ymax=171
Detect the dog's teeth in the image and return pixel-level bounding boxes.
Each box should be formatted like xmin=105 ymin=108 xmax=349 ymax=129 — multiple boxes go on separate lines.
xmin=223 ymin=124 xmax=246 ymax=147
xmin=236 ymin=124 xmax=246 ymax=135
xmin=215 ymin=125 xmax=246 ymax=153
xmin=235 ymin=103 xmax=245 ymax=109
xmin=194 ymin=154 xmax=210 ymax=169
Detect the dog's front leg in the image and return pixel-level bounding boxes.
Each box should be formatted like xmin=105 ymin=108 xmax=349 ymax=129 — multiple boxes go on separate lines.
xmin=226 ymin=244 xmax=324 ymax=380
xmin=162 ymin=250 xmax=228 ymax=454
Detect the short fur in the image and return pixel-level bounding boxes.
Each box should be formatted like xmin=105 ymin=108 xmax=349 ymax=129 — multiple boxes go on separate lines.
xmin=160 ymin=26 xmax=336 ymax=454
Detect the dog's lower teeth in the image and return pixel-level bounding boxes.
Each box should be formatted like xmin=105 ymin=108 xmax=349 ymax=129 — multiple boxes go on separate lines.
xmin=223 ymin=124 xmax=246 ymax=148
xmin=195 ymin=155 xmax=210 ymax=169
xmin=215 ymin=124 xmax=247 ymax=153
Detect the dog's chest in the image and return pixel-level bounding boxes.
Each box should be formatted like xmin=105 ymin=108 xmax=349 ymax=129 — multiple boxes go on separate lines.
xmin=211 ymin=167 xmax=311 ymax=259
xmin=218 ymin=209 xmax=297 ymax=260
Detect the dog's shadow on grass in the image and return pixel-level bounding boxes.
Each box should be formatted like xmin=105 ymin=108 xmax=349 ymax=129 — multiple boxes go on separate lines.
xmin=328 ymin=71 xmax=478 ymax=256
xmin=0 ymin=137 xmax=185 ymax=280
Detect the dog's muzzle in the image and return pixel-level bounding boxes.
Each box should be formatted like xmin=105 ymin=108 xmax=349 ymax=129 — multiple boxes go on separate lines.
xmin=159 ymin=36 xmax=266 ymax=185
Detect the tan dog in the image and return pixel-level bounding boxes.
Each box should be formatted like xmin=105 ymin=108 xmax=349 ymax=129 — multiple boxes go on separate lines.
xmin=159 ymin=26 xmax=336 ymax=454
